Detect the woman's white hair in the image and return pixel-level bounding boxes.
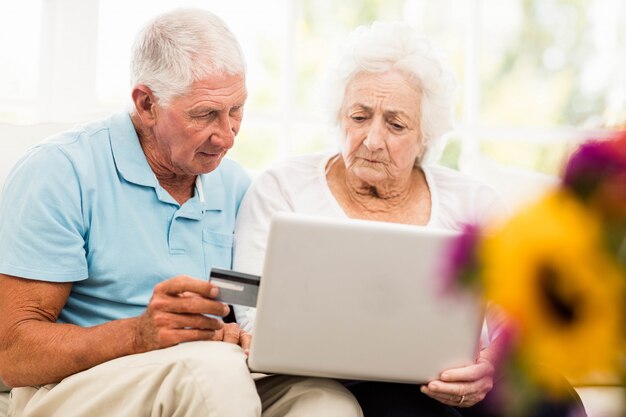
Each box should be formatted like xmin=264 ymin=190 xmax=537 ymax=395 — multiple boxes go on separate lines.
xmin=327 ymin=21 xmax=457 ymax=164
xmin=130 ymin=8 xmax=246 ymax=106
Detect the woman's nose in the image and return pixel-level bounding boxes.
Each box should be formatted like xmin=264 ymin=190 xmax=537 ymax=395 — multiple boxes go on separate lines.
xmin=362 ymin=118 xmax=385 ymax=150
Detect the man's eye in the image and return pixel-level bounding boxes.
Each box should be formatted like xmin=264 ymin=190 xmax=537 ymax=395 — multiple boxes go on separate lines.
xmin=193 ymin=111 xmax=216 ymax=119
xmin=351 ymin=115 xmax=366 ymax=122
xmin=390 ymin=122 xmax=405 ymax=131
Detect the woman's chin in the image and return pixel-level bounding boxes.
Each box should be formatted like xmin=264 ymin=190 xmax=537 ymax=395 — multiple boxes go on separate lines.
xmin=351 ymin=167 xmax=388 ymax=186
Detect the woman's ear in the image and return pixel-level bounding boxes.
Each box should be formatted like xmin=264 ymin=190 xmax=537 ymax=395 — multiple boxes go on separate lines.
xmin=131 ymin=85 xmax=158 ymax=128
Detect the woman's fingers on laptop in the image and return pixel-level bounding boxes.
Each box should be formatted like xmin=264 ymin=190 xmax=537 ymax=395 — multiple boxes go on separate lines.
xmin=439 ymin=358 xmax=495 ymax=382
xmin=421 ymin=382 xmax=476 ymax=407
xmin=421 ymin=359 xmax=495 ymax=407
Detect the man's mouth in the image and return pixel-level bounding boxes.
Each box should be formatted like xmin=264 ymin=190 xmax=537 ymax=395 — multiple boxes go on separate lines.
xmin=200 ymin=150 xmax=223 ymax=158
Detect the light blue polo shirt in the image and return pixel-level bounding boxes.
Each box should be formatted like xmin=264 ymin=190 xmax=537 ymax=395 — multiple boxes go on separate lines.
xmin=0 ymin=112 xmax=251 ymax=327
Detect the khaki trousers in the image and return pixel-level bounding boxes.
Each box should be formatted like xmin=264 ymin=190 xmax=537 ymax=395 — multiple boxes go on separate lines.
xmin=7 ymin=341 xmax=362 ymax=417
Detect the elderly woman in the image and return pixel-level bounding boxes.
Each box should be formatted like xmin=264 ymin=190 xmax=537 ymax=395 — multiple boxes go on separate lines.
xmin=233 ymin=22 xmax=583 ymax=417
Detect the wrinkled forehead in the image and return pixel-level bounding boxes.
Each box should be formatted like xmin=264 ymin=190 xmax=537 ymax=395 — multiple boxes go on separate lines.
xmin=170 ymin=73 xmax=248 ymax=109
xmin=342 ymin=70 xmax=422 ymax=114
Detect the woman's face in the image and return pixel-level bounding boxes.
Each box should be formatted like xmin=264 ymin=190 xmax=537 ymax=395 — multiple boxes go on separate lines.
xmin=339 ymin=70 xmax=423 ymax=185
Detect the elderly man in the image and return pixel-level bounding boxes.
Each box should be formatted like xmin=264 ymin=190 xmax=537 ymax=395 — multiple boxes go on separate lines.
xmin=0 ymin=9 xmax=361 ymax=417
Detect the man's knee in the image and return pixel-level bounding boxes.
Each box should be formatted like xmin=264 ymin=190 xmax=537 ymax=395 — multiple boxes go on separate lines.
xmin=126 ymin=341 xmax=261 ymax=416
xmin=169 ymin=342 xmax=261 ymax=408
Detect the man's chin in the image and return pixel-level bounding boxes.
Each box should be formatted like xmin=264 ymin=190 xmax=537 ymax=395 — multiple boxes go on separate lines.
xmin=196 ymin=153 xmax=225 ymax=173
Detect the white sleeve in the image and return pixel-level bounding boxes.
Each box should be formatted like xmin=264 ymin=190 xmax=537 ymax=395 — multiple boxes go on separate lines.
xmin=233 ymin=171 xmax=293 ymax=332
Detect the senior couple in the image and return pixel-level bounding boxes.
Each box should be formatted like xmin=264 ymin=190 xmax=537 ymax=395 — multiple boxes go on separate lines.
xmin=0 ymin=8 xmax=583 ymax=417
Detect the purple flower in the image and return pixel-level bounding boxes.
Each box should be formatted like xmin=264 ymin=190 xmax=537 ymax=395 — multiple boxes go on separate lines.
xmin=563 ymin=131 xmax=626 ymax=200
xmin=440 ymin=223 xmax=481 ymax=293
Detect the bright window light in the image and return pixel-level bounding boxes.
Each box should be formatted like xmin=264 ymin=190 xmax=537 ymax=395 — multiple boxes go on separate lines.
xmin=0 ymin=1 xmax=42 ymax=106
xmin=0 ymin=0 xmax=624 ymax=175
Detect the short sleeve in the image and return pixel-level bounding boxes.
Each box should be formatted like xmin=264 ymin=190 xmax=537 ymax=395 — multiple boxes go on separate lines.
xmin=0 ymin=145 xmax=88 ymax=281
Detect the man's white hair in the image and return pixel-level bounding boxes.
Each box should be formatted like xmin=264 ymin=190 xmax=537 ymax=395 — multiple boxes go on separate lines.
xmin=130 ymin=8 xmax=246 ymax=106
xmin=327 ymin=21 xmax=457 ymax=164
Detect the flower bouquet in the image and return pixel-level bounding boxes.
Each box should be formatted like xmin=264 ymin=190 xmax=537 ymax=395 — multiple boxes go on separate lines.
xmin=449 ymin=131 xmax=626 ymax=416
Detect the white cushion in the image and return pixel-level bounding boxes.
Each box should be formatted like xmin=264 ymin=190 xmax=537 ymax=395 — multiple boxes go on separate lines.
xmin=576 ymin=386 xmax=625 ymax=417
xmin=0 ymin=392 xmax=8 ymax=417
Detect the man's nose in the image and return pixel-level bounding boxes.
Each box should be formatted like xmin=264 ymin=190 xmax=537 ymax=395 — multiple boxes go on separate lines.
xmin=362 ymin=118 xmax=385 ymax=151
xmin=212 ymin=115 xmax=236 ymax=149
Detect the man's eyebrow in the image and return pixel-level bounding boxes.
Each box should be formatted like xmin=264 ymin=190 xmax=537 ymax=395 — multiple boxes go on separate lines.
xmin=188 ymin=99 xmax=247 ymax=114
xmin=187 ymin=106 xmax=217 ymax=115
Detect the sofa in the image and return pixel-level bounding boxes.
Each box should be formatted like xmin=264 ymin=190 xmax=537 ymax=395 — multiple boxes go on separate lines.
xmin=0 ymin=123 xmax=624 ymax=416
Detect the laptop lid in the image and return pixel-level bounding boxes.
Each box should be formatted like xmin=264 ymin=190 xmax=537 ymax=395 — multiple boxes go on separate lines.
xmin=248 ymin=212 xmax=484 ymax=383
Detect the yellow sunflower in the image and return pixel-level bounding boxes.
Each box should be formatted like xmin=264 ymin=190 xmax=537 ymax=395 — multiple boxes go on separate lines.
xmin=479 ymin=190 xmax=625 ymax=392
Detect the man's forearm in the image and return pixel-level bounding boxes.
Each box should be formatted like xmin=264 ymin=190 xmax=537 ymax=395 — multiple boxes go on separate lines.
xmin=0 ymin=317 xmax=142 ymax=387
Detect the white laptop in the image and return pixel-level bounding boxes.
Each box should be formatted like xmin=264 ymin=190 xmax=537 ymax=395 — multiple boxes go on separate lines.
xmin=247 ymin=212 xmax=484 ymax=383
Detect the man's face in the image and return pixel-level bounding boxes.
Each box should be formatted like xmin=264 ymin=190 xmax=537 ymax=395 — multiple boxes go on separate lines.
xmin=152 ymin=73 xmax=247 ymax=175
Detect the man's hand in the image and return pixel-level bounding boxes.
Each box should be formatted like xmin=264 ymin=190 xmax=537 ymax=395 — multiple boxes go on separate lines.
xmin=134 ymin=275 xmax=229 ymax=352
xmin=212 ymin=322 xmax=252 ymax=356
xmin=420 ymin=354 xmax=495 ymax=408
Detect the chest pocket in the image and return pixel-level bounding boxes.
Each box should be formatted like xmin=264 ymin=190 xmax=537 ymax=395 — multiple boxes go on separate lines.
xmin=203 ymin=229 xmax=234 ymax=272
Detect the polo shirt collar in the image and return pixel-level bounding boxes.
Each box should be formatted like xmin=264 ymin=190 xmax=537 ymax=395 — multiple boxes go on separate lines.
xmin=109 ymin=111 xmax=157 ymax=189
xmin=109 ymin=112 xmax=225 ymax=212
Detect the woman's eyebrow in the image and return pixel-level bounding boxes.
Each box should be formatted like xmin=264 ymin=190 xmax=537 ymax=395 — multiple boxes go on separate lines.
xmin=385 ymin=109 xmax=410 ymax=119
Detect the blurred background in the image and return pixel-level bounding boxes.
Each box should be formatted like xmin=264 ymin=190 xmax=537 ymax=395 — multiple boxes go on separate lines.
xmin=0 ymin=0 xmax=625 ymax=174
xmin=1 ymin=2 xmax=625 ymax=415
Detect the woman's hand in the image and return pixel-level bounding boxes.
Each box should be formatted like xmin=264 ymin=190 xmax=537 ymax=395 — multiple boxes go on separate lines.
xmin=420 ymin=353 xmax=495 ymax=408
xmin=212 ymin=322 xmax=252 ymax=356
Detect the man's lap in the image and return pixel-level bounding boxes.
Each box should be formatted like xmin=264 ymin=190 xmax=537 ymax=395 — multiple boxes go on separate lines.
xmin=9 ymin=341 xmax=261 ymax=417
xmin=8 ymin=342 xmax=362 ymax=417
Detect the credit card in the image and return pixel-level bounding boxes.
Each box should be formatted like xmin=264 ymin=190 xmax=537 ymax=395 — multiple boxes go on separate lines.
xmin=209 ymin=267 xmax=261 ymax=308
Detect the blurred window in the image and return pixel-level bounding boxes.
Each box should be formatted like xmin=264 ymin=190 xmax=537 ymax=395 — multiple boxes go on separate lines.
xmin=0 ymin=0 xmax=624 ymax=174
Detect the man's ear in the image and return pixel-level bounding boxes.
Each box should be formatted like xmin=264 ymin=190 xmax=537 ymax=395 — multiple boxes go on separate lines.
xmin=131 ymin=85 xmax=158 ymax=128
